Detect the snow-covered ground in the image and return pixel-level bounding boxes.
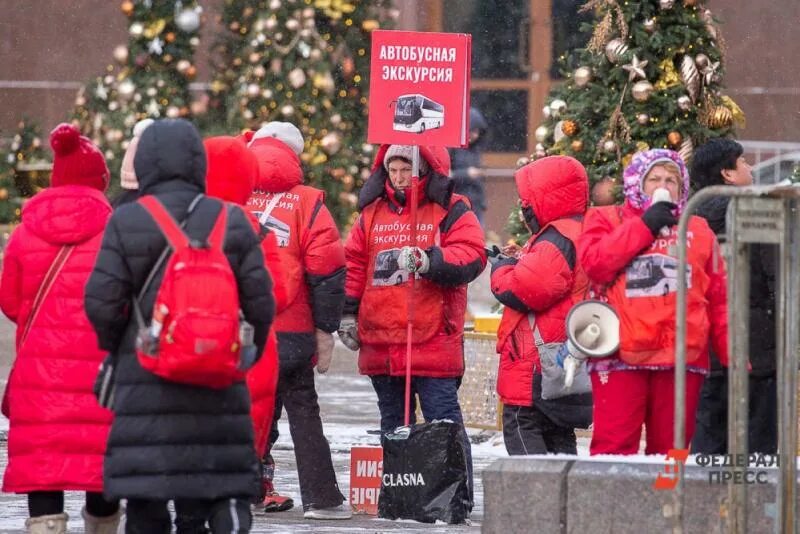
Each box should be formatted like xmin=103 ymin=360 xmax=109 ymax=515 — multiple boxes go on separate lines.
xmin=0 ymin=309 xmax=515 ymax=532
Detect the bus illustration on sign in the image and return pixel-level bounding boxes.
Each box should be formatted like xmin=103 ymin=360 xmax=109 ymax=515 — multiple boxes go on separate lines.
xmin=392 ymin=94 xmax=445 ymax=134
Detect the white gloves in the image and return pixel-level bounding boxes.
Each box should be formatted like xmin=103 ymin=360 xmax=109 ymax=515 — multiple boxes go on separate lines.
xmin=315 ymin=329 xmax=334 ymax=374
xmin=338 ymin=315 xmax=360 ymax=351
xmin=398 ymin=246 xmax=430 ymax=274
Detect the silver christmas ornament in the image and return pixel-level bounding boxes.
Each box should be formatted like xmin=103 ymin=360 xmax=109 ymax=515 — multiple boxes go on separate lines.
xmin=680 ymin=55 xmax=701 ymax=102
xmin=636 ymin=113 xmax=650 ymax=125
xmin=605 ymin=38 xmax=629 ymax=63
xmin=549 ymin=99 xmax=567 ymax=118
xmin=574 ymin=66 xmax=592 ymax=87
xmin=677 ymin=95 xmax=693 ymax=111
xmin=534 ymin=126 xmax=550 ymax=143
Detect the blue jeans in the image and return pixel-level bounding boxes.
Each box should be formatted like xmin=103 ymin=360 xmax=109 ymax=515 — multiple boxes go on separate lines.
xmin=370 ymin=375 xmax=473 ymax=504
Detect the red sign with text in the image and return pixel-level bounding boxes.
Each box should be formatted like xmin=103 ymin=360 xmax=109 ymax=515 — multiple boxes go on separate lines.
xmin=349 ymin=446 xmax=383 ymax=515
xmin=368 ymin=30 xmax=472 ymax=148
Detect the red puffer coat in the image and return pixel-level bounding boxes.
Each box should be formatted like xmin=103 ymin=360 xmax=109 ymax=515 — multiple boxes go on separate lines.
xmin=1 ymin=185 xmax=112 ymax=492
xmin=491 ymin=156 xmax=589 ymax=405
xmin=344 ymin=145 xmax=486 ymax=377
xmin=204 ymin=136 xmax=285 ymax=457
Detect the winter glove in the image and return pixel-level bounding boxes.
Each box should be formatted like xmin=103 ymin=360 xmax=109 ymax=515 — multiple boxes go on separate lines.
xmin=315 ymin=329 xmax=335 ymax=374
xmin=641 ymin=201 xmax=678 ymax=237
xmin=486 ymin=245 xmax=512 ymax=267
xmin=398 ymin=246 xmax=430 ymax=274
xmin=337 ymin=315 xmax=360 ymax=351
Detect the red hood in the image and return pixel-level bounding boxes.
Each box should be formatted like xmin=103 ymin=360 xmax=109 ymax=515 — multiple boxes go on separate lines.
xmin=514 ymin=156 xmax=588 ymax=227
xmin=204 ymin=136 xmax=258 ymax=206
xmin=247 ymin=136 xmax=303 ymax=193
xmin=370 ymin=144 xmax=451 ymax=176
xmin=22 ymin=185 xmax=111 ymax=245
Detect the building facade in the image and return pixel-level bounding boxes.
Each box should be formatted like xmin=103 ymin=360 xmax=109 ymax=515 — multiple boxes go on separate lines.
xmin=1 ymin=0 xmax=798 ymax=236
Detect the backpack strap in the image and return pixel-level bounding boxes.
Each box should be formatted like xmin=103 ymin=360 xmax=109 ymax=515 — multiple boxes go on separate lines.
xmin=139 ymin=196 xmax=190 ymax=250
xmin=527 ymin=312 xmax=546 ymax=348
xmin=207 ymin=205 xmax=229 ymax=250
xmin=258 ymin=193 xmax=285 ymax=225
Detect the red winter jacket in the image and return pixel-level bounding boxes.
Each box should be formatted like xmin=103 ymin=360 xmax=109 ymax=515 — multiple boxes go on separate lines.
xmin=204 ymin=136 xmax=284 ymax=457
xmin=578 ymin=202 xmax=728 ymax=370
xmin=246 ymin=136 xmax=346 ymax=369
xmin=491 ymin=156 xmax=589 ymax=405
xmin=344 ymin=145 xmax=486 ymax=377
xmin=1 ymin=185 xmax=112 ymax=493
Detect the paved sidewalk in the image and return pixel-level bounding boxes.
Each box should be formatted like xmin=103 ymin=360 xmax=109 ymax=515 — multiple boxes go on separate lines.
xmin=0 ymin=316 xmax=501 ymax=532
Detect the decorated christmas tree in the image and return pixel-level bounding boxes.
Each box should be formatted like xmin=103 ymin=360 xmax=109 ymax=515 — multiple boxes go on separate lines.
xmin=0 ymin=120 xmax=51 ymax=224
xmin=209 ymin=0 xmax=396 ymax=227
xmin=508 ymin=0 xmax=743 ymax=242
xmin=72 ymin=0 xmax=203 ymax=192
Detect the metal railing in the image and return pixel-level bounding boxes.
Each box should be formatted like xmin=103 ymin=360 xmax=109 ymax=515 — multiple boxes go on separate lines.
xmin=675 ymin=184 xmax=800 ymax=533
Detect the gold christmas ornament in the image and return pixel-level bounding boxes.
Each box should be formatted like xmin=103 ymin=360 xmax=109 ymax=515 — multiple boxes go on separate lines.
xmin=636 ymin=141 xmax=651 ymax=153
xmin=604 ymin=38 xmax=629 ymax=64
xmin=562 ymin=120 xmax=579 ymax=137
xmin=659 ymin=0 xmax=675 ymax=9
xmin=574 ymin=66 xmax=592 ymax=87
xmin=121 ymin=1 xmax=134 ymax=16
xmin=654 ymin=59 xmax=681 ymax=90
xmin=678 ymin=138 xmax=694 ymax=165
xmin=165 ymin=32 xmax=176 ymax=43
xmin=683 ymin=0 xmax=698 ymax=6
xmin=643 ymin=18 xmax=656 ymax=33
xmin=720 ymin=95 xmax=746 ymax=128
xmin=680 ymin=55 xmax=701 ymax=102
xmin=571 ymin=139 xmax=584 ymax=152
xmin=709 ymin=106 xmax=733 ymax=128
xmin=631 ymin=80 xmax=654 ymax=102
xmin=549 ymin=99 xmax=567 ymax=117
xmin=534 ymin=126 xmax=550 ymax=143
xmin=636 ymin=113 xmax=650 ymax=125
xmin=362 ymin=19 xmax=380 ymax=32
xmin=0 ymin=188 xmax=8 ymax=200
xmin=185 ymin=65 xmax=197 ymax=79
xmin=113 ymin=45 xmax=129 ymax=64
xmin=622 ymin=54 xmax=648 ymax=82
xmin=667 ymin=131 xmax=683 ymax=146
xmin=677 ymin=95 xmax=693 ymax=111
xmin=143 ymin=19 xmax=166 ymax=39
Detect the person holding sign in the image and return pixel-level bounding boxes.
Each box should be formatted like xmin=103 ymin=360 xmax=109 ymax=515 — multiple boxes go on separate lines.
xmin=340 ymin=144 xmax=486 ymax=507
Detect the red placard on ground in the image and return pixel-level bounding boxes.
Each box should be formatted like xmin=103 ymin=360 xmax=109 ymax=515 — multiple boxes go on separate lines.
xmin=367 ymin=30 xmax=472 ymax=148
xmin=349 ymin=446 xmax=383 ymax=515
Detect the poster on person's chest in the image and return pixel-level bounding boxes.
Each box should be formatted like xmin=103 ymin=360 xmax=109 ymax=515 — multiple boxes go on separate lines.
xmin=367 ymin=30 xmax=472 ymax=148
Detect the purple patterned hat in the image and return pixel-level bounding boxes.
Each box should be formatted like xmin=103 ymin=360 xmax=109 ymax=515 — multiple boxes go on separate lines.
xmin=622 ymin=148 xmax=689 ymax=213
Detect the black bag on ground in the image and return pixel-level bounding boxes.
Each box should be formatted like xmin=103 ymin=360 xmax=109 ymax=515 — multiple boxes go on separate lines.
xmin=378 ymin=420 xmax=470 ymax=524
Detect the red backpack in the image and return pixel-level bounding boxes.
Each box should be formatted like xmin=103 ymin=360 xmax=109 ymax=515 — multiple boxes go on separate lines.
xmin=135 ymin=196 xmax=246 ymax=389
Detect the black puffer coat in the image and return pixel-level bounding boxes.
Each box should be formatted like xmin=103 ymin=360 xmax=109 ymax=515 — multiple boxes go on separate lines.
xmin=695 ymin=196 xmax=776 ymax=376
xmin=85 ymin=119 xmax=274 ymax=500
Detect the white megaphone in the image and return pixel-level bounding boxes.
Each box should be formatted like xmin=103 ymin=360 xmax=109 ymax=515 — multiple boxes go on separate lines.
xmin=561 ymin=300 xmax=620 ymax=388
xmin=651 ymin=187 xmax=673 ymax=237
